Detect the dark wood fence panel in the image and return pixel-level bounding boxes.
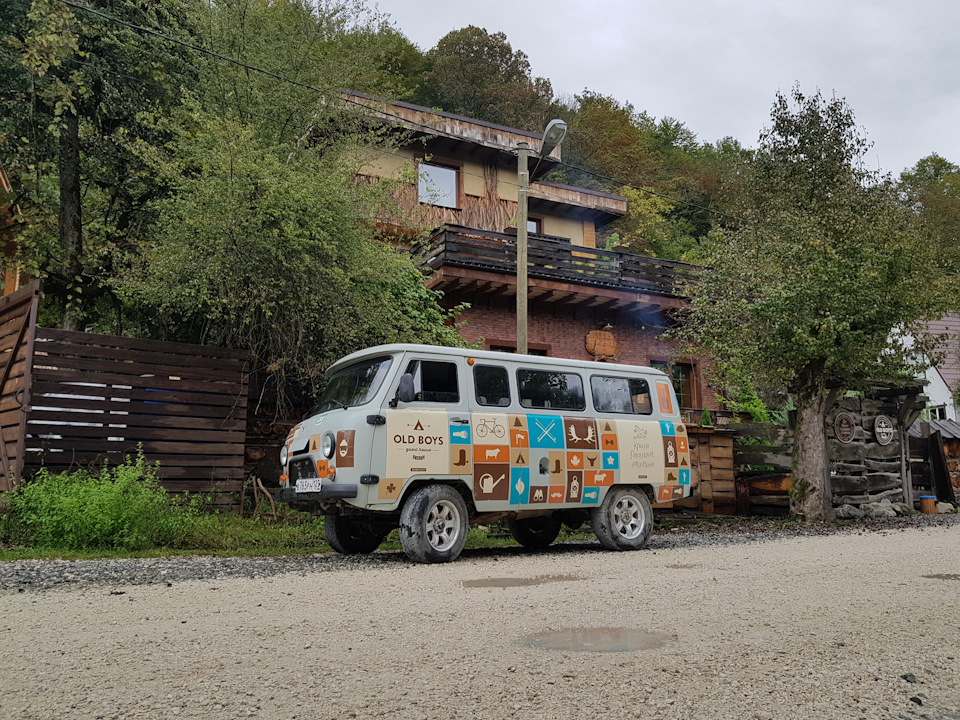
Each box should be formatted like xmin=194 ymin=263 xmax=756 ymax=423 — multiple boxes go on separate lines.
xmin=0 ymin=282 xmax=40 ymax=491
xmin=23 ymin=328 xmax=249 ymax=500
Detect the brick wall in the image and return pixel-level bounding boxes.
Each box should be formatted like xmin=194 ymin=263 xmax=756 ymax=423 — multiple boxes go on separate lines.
xmin=446 ymin=295 xmax=720 ymax=410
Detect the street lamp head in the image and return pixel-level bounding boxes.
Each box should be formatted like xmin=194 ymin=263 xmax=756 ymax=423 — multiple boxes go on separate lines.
xmin=540 ymin=119 xmax=567 ymax=158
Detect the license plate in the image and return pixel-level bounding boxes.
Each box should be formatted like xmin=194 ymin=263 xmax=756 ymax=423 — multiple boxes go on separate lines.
xmin=296 ymin=477 xmax=323 ymax=493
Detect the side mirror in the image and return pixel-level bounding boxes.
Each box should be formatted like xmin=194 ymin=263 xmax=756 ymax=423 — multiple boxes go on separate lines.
xmin=391 ymin=373 xmax=415 ymax=407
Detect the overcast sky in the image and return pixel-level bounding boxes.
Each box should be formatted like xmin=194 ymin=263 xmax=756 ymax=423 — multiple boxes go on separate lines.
xmin=372 ymin=0 xmax=959 ymax=176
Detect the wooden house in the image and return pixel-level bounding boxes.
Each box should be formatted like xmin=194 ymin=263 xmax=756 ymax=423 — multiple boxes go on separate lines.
xmin=348 ymin=91 xmax=719 ymax=415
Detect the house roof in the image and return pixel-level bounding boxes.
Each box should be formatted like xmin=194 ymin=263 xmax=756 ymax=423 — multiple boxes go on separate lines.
xmin=908 ymin=418 xmax=960 ymax=439
xmin=344 ymin=90 xmax=564 ymax=178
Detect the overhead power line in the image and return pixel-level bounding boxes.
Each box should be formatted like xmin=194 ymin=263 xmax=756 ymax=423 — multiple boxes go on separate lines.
xmin=60 ymin=0 xmax=739 ymax=223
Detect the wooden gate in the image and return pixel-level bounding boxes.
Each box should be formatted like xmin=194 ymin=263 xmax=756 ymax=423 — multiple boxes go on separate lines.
xmin=0 ymin=283 xmax=40 ymax=491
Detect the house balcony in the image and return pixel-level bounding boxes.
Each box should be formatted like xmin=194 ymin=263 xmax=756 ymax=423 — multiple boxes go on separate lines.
xmin=421 ymin=225 xmax=694 ymax=311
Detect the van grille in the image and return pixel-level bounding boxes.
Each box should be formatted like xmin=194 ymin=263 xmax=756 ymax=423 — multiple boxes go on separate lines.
xmin=289 ymin=458 xmax=317 ymax=481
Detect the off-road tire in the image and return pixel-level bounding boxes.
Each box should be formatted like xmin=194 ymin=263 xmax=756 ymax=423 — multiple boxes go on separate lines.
xmin=507 ymin=515 xmax=562 ymax=549
xmin=324 ymin=515 xmax=384 ymax=555
xmin=399 ymin=485 xmax=469 ymax=563
xmin=591 ymin=485 xmax=653 ymax=551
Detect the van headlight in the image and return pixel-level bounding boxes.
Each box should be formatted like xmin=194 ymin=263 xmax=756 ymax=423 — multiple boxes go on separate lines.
xmin=321 ymin=433 xmax=335 ymax=459
xmin=280 ymin=443 xmax=289 ymax=466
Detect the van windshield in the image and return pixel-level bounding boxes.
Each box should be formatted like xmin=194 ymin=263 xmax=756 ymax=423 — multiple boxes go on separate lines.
xmin=307 ymin=356 xmax=393 ymax=417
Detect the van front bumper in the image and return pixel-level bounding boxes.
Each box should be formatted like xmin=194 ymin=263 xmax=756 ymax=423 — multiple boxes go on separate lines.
xmin=277 ymin=485 xmax=358 ymax=502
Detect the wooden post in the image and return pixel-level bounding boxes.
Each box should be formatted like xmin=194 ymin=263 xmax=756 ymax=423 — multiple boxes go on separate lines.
xmin=899 ymin=424 xmax=913 ymax=507
xmin=516 ymin=142 xmax=529 ymax=355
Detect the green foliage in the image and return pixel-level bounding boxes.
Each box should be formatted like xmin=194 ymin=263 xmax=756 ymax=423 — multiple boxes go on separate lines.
xmin=415 ymin=25 xmax=557 ymax=132
xmin=2 ymin=455 xmax=199 ymax=551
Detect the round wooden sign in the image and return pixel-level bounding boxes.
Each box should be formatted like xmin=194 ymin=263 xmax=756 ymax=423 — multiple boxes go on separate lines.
xmin=874 ymin=415 xmax=895 ymax=446
xmin=834 ymin=412 xmax=855 ymax=443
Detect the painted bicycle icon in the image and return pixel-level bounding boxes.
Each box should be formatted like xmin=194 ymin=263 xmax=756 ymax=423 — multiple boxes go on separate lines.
xmin=475 ymin=418 xmax=506 ymax=439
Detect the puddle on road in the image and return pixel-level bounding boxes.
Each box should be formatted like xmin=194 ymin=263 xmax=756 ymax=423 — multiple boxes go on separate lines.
xmin=522 ymin=627 xmax=669 ymax=653
xmin=462 ymin=574 xmax=582 ymax=589
xmin=923 ymin=574 xmax=960 ymax=581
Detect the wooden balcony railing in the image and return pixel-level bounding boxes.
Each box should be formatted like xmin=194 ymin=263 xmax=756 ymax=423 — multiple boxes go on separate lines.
xmin=420 ymin=225 xmax=694 ymax=298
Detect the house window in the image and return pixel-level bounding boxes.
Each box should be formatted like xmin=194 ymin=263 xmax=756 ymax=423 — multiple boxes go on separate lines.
xmin=651 ymin=361 xmax=699 ymax=409
xmin=928 ymin=404 xmax=948 ymax=420
xmin=488 ymin=342 xmax=548 ymax=356
xmin=527 ymin=217 xmax=542 ymax=234
xmin=418 ymin=162 xmax=459 ymax=209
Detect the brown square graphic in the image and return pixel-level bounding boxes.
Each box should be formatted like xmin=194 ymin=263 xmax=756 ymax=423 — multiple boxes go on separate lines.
xmin=529 ymin=485 xmax=548 ymax=504
xmin=566 ymin=471 xmax=583 ymax=502
xmin=664 ymin=469 xmax=680 ymax=485
xmin=564 ymin=418 xmax=599 ymax=450
xmin=474 ymin=464 xmax=510 ymax=501
xmin=583 ymin=451 xmax=601 ymax=469
xmin=663 ymin=436 xmax=679 ymax=468
xmin=451 ymin=445 xmax=472 ymax=473
xmin=599 ymin=419 xmax=616 ymax=434
xmin=379 ymin=478 xmax=403 ymax=501
xmin=336 ymin=430 xmax=355 ymax=468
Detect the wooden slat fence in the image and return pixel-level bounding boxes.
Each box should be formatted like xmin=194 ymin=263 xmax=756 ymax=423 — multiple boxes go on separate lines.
xmin=0 ymin=293 xmax=252 ymax=503
xmin=0 ymin=282 xmax=41 ymax=491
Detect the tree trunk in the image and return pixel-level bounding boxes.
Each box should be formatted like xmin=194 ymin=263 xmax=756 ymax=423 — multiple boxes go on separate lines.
xmin=790 ymin=367 xmax=833 ymax=519
xmin=59 ymin=111 xmax=82 ymax=331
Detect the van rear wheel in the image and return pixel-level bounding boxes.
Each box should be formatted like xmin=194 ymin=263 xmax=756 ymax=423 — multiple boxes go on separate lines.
xmin=399 ymin=485 xmax=469 ymax=563
xmin=324 ymin=515 xmax=384 ymax=555
xmin=591 ymin=486 xmax=653 ymax=551
xmin=507 ymin=515 xmax=562 ymax=549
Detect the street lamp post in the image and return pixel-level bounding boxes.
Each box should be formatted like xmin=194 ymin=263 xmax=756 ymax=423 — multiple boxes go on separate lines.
xmin=516 ymin=120 xmax=566 ymax=355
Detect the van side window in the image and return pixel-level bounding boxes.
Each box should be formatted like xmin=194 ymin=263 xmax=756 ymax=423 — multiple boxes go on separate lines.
xmin=591 ymin=375 xmax=653 ymax=415
xmin=405 ymin=360 xmax=459 ymax=403
xmin=474 ymin=365 xmax=510 ymax=407
xmin=517 ymin=369 xmax=585 ymax=410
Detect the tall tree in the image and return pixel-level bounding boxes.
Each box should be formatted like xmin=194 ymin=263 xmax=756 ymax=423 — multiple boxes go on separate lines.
xmin=1 ymin=0 xmax=198 ymax=329
xmin=899 ymin=153 xmax=960 ymax=254
xmin=678 ymin=87 xmax=957 ymax=519
xmin=416 ymin=26 xmax=555 ymax=131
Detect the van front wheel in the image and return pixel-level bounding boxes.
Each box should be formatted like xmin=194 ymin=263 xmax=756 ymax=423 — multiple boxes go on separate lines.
xmin=591 ymin=486 xmax=653 ymax=551
xmin=508 ymin=515 xmax=562 ymax=549
xmin=400 ymin=485 xmax=469 ymax=563
xmin=324 ymin=515 xmax=385 ymax=555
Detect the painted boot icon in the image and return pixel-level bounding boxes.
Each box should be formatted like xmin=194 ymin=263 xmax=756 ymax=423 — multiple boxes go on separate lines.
xmin=552 ymin=458 xmax=562 ymax=474
xmin=454 ymin=448 xmax=467 ymax=466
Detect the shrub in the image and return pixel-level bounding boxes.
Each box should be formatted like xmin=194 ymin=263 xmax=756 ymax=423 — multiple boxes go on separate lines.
xmin=2 ymin=454 xmax=199 ymax=551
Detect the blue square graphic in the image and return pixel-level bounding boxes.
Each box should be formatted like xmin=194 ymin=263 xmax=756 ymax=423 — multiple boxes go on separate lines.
xmin=581 ymin=487 xmax=600 ymax=504
xmin=601 ymin=452 xmax=620 ymax=470
xmin=509 ymin=467 xmax=530 ymax=505
xmin=528 ymin=415 xmax=565 ymax=449
xmin=449 ymin=424 xmax=471 ymax=444
xmin=659 ymin=421 xmax=675 ymax=436
xmin=678 ymin=469 xmax=691 ymax=486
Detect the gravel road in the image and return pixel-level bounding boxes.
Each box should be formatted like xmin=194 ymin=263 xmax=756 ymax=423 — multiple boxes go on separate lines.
xmin=2 ymin=516 xmax=959 ymax=720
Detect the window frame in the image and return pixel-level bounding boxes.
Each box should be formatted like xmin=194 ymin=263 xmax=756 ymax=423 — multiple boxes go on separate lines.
xmin=403 ymin=358 xmax=461 ymax=404
xmin=416 ymin=158 xmax=462 ymax=210
xmin=589 ymin=374 xmax=654 ymax=416
xmin=516 ymin=368 xmax=586 ymax=411
xmin=473 ymin=364 xmax=512 ymax=408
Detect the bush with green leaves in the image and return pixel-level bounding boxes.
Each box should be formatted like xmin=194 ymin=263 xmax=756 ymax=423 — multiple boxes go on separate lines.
xmin=2 ymin=455 xmax=199 ymax=551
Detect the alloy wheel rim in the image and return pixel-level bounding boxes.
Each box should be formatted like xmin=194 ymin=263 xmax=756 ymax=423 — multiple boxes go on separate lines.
xmin=425 ymin=500 xmax=460 ymax=551
xmin=613 ymin=496 xmax=646 ymax=539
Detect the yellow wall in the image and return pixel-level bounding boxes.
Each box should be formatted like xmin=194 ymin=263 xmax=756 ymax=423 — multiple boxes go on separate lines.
xmin=358 ymin=148 xmax=415 ymax=180
xmin=461 ymin=159 xmax=485 ymax=197
xmin=543 ymin=216 xmax=584 ymax=246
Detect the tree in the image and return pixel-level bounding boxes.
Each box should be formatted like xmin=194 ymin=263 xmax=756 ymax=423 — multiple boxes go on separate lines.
xmin=678 ymin=87 xmax=957 ymax=519
xmin=1 ymin=0 xmax=198 ymax=329
xmin=416 ymin=26 xmax=556 ymax=131
xmin=899 ymin=153 xmax=960 ymax=254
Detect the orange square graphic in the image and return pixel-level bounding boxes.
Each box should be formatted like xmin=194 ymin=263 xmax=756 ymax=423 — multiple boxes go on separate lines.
xmin=566 ymin=451 xmax=584 ymax=471
xmin=548 ymin=486 xmax=566 ymax=504
xmin=677 ymin=436 xmax=688 ymax=453
xmin=657 ymin=484 xmax=674 ymax=502
xmin=316 ymin=459 xmax=329 ymax=477
xmin=511 ymin=428 xmax=529 ymax=448
xmin=585 ymin=470 xmax=614 ymax=487
xmin=474 ymin=445 xmax=508 ymax=464
xmin=601 ymin=434 xmax=618 ymax=451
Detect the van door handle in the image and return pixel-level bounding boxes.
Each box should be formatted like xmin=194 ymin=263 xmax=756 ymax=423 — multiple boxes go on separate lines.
xmin=450 ymin=417 xmax=470 ymax=424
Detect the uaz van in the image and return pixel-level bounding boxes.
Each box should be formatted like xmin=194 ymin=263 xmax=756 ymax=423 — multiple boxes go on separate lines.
xmin=277 ymin=344 xmax=691 ymax=563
